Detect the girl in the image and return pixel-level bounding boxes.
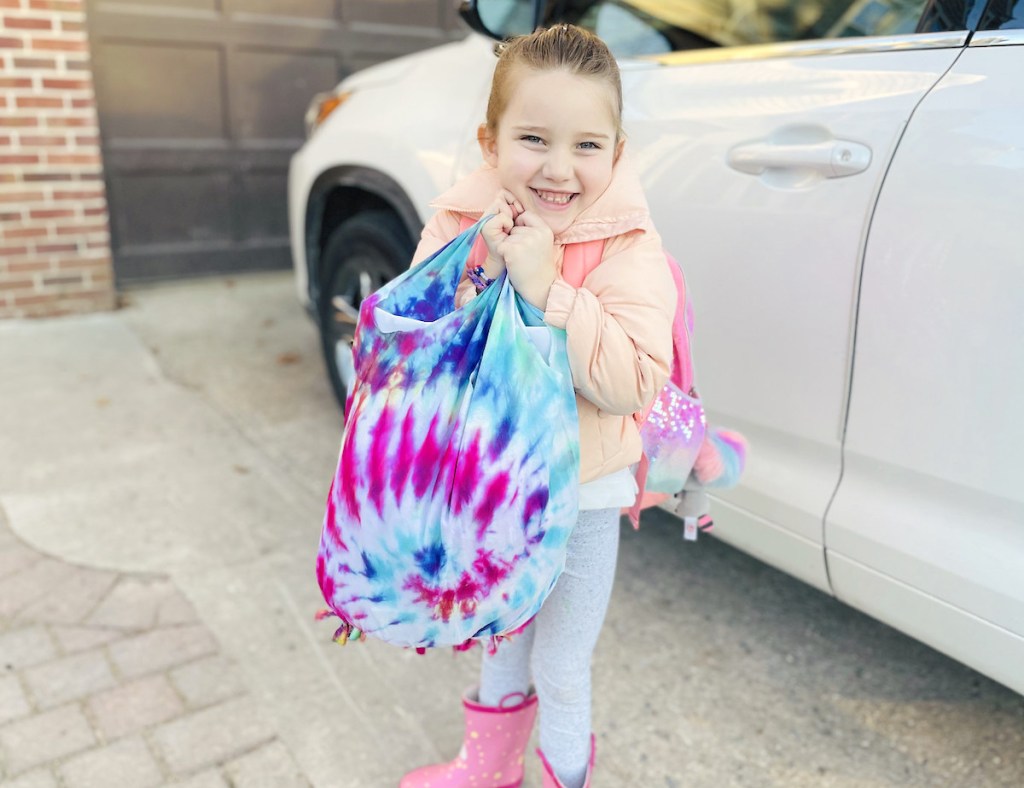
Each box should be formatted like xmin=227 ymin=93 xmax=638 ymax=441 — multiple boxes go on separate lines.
xmin=401 ymin=24 xmax=676 ymax=788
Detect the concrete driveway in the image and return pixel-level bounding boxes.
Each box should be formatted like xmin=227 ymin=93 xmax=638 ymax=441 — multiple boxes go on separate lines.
xmin=1 ymin=272 xmax=1021 ymax=787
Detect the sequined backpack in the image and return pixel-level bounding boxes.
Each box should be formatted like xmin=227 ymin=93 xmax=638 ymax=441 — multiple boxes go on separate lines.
xmin=560 ymin=242 xmax=707 ymax=519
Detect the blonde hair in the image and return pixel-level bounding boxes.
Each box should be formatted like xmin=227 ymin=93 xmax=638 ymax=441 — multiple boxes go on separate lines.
xmin=485 ymin=24 xmax=623 ymax=142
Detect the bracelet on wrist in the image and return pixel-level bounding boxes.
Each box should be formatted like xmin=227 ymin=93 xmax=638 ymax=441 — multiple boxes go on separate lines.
xmin=467 ymin=264 xmax=496 ymax=294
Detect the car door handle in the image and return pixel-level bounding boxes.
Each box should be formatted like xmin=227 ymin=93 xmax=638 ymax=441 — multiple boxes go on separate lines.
xmin=728 ymin=139 xmax=871 ymax=177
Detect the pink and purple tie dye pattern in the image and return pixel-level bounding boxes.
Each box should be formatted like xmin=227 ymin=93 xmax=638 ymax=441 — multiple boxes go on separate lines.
xmin=317 ymin=220 xmax=580 ymax=649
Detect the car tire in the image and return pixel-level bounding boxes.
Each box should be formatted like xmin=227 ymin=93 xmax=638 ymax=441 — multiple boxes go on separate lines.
xmin=317 ymin=210 xmax=413 ymax=408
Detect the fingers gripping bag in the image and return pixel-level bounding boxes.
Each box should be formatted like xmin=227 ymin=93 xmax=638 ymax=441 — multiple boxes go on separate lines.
xmin=316 ymin=218 xmax=580 ymax=649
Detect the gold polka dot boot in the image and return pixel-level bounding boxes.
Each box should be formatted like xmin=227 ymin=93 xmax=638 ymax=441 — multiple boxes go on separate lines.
xmin=400 ymin=687 xmax=538 ymax=788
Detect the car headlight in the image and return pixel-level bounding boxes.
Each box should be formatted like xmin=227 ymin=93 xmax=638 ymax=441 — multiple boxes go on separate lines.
xmin=305 ymin=89 xmax=354 ymax=138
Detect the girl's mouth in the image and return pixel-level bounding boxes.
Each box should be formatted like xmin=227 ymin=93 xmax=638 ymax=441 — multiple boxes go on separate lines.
xmin=531 ymin=188 xmax=577 ymax=210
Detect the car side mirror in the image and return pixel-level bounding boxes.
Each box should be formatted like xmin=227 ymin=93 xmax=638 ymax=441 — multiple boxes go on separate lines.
xmin=458 ymin=0 xmax=545 ymax=40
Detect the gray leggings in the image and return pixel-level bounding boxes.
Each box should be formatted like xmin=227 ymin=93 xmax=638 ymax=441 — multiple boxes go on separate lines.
xmin=479 ymin=507 xmax=621 ymax=788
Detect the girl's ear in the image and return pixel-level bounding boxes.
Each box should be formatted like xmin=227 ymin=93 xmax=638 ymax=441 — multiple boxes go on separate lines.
xmin=478 ymin=123 xmax=498 ymax=167
xmin=613 ymin=137 xmax=626 ymax=165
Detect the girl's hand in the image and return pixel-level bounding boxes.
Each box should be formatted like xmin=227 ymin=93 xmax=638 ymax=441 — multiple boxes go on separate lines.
xmin=503 ymin=210 xmax=556 ymax=310
xmin=480 ymin=190 xmax=522 ymax=274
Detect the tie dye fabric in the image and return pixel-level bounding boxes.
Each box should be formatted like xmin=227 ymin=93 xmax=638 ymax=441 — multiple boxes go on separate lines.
xmin=317 ymin=218 xmax=580 ymax=649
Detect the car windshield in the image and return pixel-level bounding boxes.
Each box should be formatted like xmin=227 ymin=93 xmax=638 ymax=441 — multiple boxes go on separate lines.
xmin=545 ymin=0 xmax=926 ymax=53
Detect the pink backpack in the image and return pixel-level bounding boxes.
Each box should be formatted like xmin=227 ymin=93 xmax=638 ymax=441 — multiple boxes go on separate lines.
xmin=560 ymin=240 xmax=707 ymax=528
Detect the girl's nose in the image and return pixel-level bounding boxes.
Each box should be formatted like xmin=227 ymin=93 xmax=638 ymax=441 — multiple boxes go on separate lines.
xmin=543 ymin=149 xmax=572 ymax=181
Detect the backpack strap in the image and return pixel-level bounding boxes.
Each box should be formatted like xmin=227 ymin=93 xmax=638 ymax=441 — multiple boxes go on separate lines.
xmin=560 ymin=239 xmax=604 ymax=288
xmin=664 ymin=253 xmax=695 ymax=394
xmin=457 ymin=214 xmax=489 ymax=268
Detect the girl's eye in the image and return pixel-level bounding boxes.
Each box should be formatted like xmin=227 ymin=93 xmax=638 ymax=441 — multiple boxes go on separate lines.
xmin=578 ymin=141 xmax=600 ymax=150
xmin=520 ymin=135 xmax=543 ymax=144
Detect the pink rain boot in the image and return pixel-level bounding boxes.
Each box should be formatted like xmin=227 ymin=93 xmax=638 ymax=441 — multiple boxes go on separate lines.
xmin=537 ymin=735 xmax=596 ymax=788
xmin=400 ymin=687 xmax=538 ymax=788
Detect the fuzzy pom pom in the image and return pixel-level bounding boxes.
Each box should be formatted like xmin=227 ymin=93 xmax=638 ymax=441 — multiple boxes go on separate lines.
xmin=693 ymin=428 xmax=748 ymax=488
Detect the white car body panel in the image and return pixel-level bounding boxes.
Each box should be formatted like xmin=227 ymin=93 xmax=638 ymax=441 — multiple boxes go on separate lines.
xmin=827 ymin=41 xmax=1024 ymax=692
xmin=828 ymin=552 xmax=1024 ymax=694
xmin=618 ymin=47 xmax=963 ymax=593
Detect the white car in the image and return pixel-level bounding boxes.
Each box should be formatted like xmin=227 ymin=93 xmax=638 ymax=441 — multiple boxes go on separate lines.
xmin=288 ymin=0 xmax=1024 ymax=694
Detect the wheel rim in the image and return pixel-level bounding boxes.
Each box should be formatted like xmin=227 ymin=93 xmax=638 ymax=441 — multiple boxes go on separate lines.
xmin=325 ymin=252 xmax=392 ymax=397
xmin=334 ymin=339 xmax=357 ymax=393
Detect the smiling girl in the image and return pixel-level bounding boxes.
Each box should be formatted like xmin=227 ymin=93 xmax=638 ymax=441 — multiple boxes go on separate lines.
xmin=401 ymin=24 xmax=676 ymax=788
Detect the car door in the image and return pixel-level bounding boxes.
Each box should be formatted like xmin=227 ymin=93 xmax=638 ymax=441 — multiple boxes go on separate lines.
xmin=595 ymin=0 xmax=971 ymax=593
xmin=825 ymin=0 xmax=1024 ymax=694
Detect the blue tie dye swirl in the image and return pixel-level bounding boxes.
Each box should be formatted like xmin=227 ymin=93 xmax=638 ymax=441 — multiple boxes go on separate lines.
xmin=316 ymin=218 xmax=580 ymax=648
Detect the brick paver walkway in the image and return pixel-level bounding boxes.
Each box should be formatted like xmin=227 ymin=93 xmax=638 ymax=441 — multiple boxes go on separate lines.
xmin=0 ymin=508 xmax=312 ymax=787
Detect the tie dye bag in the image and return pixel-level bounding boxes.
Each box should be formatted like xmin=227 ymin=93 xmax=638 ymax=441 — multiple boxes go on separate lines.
xmin=316 ymin=218 xmax=580 ymax=650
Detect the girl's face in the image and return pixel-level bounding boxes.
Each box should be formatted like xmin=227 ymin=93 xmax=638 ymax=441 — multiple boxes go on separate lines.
xmin=480 ymin=67 xmax=625 ymax=236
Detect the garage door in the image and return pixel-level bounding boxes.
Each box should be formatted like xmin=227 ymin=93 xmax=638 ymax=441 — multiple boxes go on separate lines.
xmin=85 ymin=0 xmax=466 ymax=282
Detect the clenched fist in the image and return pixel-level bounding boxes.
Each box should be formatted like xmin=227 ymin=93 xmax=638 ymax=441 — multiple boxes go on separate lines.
xmin=502 ymin=210 xmax=556 ymax=310
xmin=479 ymin=189 xmax=522 ymax=279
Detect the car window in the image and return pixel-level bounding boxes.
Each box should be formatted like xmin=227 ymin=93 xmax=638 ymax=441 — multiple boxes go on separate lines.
xmin=587 ymin=3 xmax=675 ymax=53
xmin=976 ymin=0 xmax=1024 ymax=28
xmin=549 ymin=0 xmax=933 ymax=54
xmin=478 ymin=0 xmax=538 ymax=35
xmin=823 ymin=0 xmax=928 ymax=36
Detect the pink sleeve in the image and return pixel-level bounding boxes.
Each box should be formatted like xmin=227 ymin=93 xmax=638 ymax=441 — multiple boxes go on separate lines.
xmin=544 ymin=231 xmax=675 ymax=416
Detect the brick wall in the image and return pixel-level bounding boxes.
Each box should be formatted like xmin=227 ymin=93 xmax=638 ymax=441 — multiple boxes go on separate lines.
xmin=0 ymin=0 xmax=115 ymax=319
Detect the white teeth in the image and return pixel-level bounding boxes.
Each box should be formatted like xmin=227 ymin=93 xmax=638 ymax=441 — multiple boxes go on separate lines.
xmin=535 ymin=190 xmax=574 ymax=205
